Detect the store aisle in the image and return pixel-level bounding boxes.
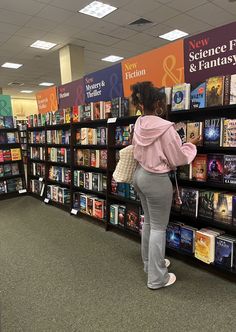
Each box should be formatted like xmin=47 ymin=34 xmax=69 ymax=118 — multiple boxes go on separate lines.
xmin=0 ymin=196 xmax=235 ymax=332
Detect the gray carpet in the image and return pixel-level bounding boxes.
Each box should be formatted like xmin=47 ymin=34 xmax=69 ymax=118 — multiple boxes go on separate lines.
xmin=0 ymin=196 xmax=235 ymax=332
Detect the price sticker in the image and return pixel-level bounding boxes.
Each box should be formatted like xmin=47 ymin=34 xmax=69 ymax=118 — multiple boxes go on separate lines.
xmin=107 ymin=117 xmax=117 ymax=124
xmin=44 ymin=198 xmax=49 ymax=204
xmin=39 ymin=177 xmax=43 ymax=182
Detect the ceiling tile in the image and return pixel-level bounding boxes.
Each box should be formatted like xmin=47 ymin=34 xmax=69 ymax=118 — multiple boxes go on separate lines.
xmin=87 ymin=21 xmax=119 ymax=35
xmin=36 ymin=5 xmax=74 ymax=22
xmin=187 ymin=3 xmax=235 ymax=26
xmin=0 ymin=9 xmax=32 ymax=26
xmin=0 ymin=22 xmax=22 ymax=35
xmin=64 ymin=13 xmax=100 ymax=30
xmin=103 ymin=9 xmax=140 ymax=25
xmin=122 ymin=0 xmax=161 ymax=16
xmin=211 ymin=0 xmax=236 ymax=15
xmin=144 ymin=23 xmax=175 ymax=37
xmin=50 ymin=0 xmax=88 ymax=11
xmin=0 ymin=0 xmax=45 ymax=15
xmin=106 ymin=27 xmax=138 ymax=39
xmin=15 ymin=27 xmax=46 ymax=39
xmin=167 ymin=0 xmax=208 ymax=12
xmin=73 ymin=31 xmax=121 ymax=47
xmin=24 ymin=16 xmax=59 ymax=31
xmin=144 ymin=5 xmax=181 ymax=23
xmin=164 ymin=13 xmax=212 ymax=34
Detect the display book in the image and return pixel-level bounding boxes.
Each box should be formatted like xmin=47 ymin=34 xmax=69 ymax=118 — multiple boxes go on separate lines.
xmin=0 ymin=121 xmax=25 ymax=197
xmin=168 ymin=77 xmax=236 ymax=274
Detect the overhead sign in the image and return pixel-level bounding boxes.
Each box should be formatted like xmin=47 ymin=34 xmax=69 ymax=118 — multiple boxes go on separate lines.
xmin=0 ymin=95 xmax=13 ymax=116
xmin=58 ymin=78 xmax=85 ymax=108
xmin=36 ymin=86 xmax=58 ymax=114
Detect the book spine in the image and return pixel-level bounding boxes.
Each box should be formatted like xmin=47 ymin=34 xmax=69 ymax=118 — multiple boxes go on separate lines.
xmin=224 ymin=75 xmax=230 ymax=105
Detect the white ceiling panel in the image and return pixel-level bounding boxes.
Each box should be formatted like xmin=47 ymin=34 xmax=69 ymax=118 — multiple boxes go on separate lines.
xmin=122 ymin=0 xmax=161 ymax=16
xmin=187 ymin=3 xmax=235 ymax=26
xmin=24 ymin=16 xmax=59 ymax=31
xmin=15 ymin=27 xmax=46 ymax=39
xmin=50 ymin=0 xmax=88 ymax=11
xmin=0 ymin=0 xmax=45 ymax=15
xmin=64 ymin=12 xmax=100 ymax=30
xmin=167 ymin=0 xmax=209 ymax=12
xmin=87 ymin=21 xmax=119 ymax=35
xmin=144 ymin=5 xmax=181 ymax=23
xmin=211 ymin=0 xmax=236 ymax=15
xmin=0 ymin=9 xmax=32 ymax=26
xmin=107 ymin=27 xmax=138 ymax=39
xmin=0 ymin=22 xmax=22 ymax=35
xmin=36 ymin=5 xmax=74 ymax=22
xmin=144 ymin=23 xmax=175 ymax=37
xmin=73 ymin=31 xmax=121 ymax=46
xmin=103 ymin=9 xmax=140 ymax=25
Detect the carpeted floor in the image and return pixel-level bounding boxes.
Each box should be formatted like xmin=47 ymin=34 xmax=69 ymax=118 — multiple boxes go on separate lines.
xmin=0 ymin=196 xmax=235 ymax=332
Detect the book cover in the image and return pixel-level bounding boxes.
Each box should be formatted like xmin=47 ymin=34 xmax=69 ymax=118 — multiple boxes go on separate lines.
xmin=172 ymin=187 xmax=182 ymax=213
xmin=83 ymin=149 xmax=90 ymax=167
xmin=118 ymin=205 xmax=126 ymax=227
xmin=6 ymin=132 xmax=16 ymax=143
xmin=181 ymin=188 xmax=199 ymax=218
xmin=0 ymin=150 xmax=4 ymax=162
xmin=195 ymin=231 xmax=214 ymax=264
xmin=3 ymin=164 xmax=12 ymax=176
xmin=171 ymin=83 xmax=190 ymax=111
xmin=110 ymin=204 xmax=119 ymax=225
xmin=203 ymin=118 xmax=221 ymax=146
xmin=180 ymin=226 xmax=196 ymax=254
xmin=80 ymin=195 xmax=87 ymax=213
xmin=104 ymin=101 xmax=112 ymax=119
xmin=233 ymin=196 xmax=236 ymax=226
xmin=111 ymin=97 xmax=120 ymax=117
xmin=3 ymin=149 xmax=11 ymax=161
xmin=120 ymin=98 xmax=129 ymax=118
xmin=87 ymin=128 xmax=95 ymax=145
xmin=223 ymin=155 xmax=236 ymax=185
xmin=81 ymin=104 xmax=91 ymax=122
xmin=190 ymin=82 xmax=206 ymax=109
xmin=72 ymin=106 xmax=79 ymax=123
xmin=4 ymin=116 xmax=14 ymax=128
xmin=0 ymin=165 xmax=4 ymax=177
xmin=198 ymin=190 xmax=214 ymax=220
xmin=207 ymin=154 xmax=224 ymax=183
xmin=225 ymin=74 xmax=236 ymax=105
xmin=99 ymin=150 xmax=107 ymax=169
xmin=65 ymin=108 xmax=71 ymax=124
xmin=0 ymin=180 xmax=7 ymax=194
xmin=166 ymin=222 xmax=181 ymax=249
xmin=206 ymin=76 xmax=224 ymax=107
xmin=80 ymin=128 xmax=88 ymax=145
xmin=94 ymin=198 xmax=105 ymax=219
xmin=73 ymin=192 xmax=80 ymax=209
xmin=87 ymin=196 xmax=94 ymax=216
xmin=222 ymin=119 xmax=236 ymax=147
xmin=0 ymin=116 xmax=4 ymax=128
xmin=175 ymin=122 xmax=187 ymax=143
xmin=0 ymin=132 xmax=6 ymax=143
xmin=93 ymin=102 xmax=101 ymax=120
xmin=126 ymin=205 xmax=140 ymax=232
xmin=186 ymin=122 xmax=203 ymax=145
xmin=76 ymin=149 xmax=84 ymax=166
xmin=92 ymin=173 xmax=99 ymax=192
xmin=215 ymin=236 xmax=234 ymax=268
xmin=214 ymin=193 xmax=233 ymax=224
xmin=10 ymin=148 xmax=21 ymax=161
xmin=192 ymin=154 xmax=207 ymax=182
xmin=177 ymin=164 xmax=192 ymax=180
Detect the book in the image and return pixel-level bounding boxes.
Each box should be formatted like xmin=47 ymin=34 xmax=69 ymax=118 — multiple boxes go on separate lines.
xmin=203 ymin=118 xmax=221 ymax=146
xmin=175 ymin=122 xmax=187 ymax=143
xmin=222 ymin=119 xmax=236 ymax=147
xmin=126 ymin=205 xmax=140 ymax=232
xmin=81 ymin=128 xmax=88 ymax=145
xmin=104 ymin=101 xmax=112 ymax=119
xmin=223 ymin=155 xmax=236 ymax=185
xmin=0 ymin=150 xmax=4 ymax=162
xmin=233 ymin=196 xmax=236 ymax=227
xmin=180 ymin=225 xmax=197 ymax=254
xmin=110 ymin=204 xmax=119 ymax=225
xmin=224 ymin=74 xmax=236 ymax=105
xmin=192 ymin=154 xmax=207 ymax=181
xmin=166 ymin=222 xmax=181 ymax=249
xmin=81 ymin=104 xmax=92 ymax=122
xmin=76 ymin=150 xmax=84 ymax=166
xmin=206 ymin=76 xmax=224 ymax=107
xmin=181 ymin=188 xmax=199 ymax=217
xmin=171 ymin=83 xmax=190 ymax=111
xmin=190 ymin=82 xmax=206 ymax=109
xmin=3 ymin=149 xmax=11 ymax=161
xmin=0 ymin=116 xmax=4 ymax=128
xmin=4 ymin=116 xmax=14 ymax=128
xmin=4 ymin=164 xmax=12 ymax=176
xmin=198 ymin=190 xmax=214 ymax=220
xmin=214 ymin=193 xmax=233 ymax=224
xmin=207 ymin=154 xmax=224 ymax=183
xmin=99 ymin=150 xmax=107 ymax=169
xmin=94 ymin=198 xmax=105 ymax=219
xmin=10 ymin=148 xmax=21 ymax=161
xmin=118 ymin=205 xmax=126 ymax=227
xmin=215 ymin=235 xmax=235 ymax=268
xmin=195 ymin=230 xmax=215 ymax=264
xmin=0 ymin=180 xmax=7 ymax=194
xmin=177 ymin=164 xmax=192 ymax=180
xmin=186 ymin=122 xmax=203 ymax=145
xmin=72 ymin=106 xmax=80 ymax=122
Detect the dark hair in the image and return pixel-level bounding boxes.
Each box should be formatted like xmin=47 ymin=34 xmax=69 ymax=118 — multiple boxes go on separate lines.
xmin=130 ymin=81 xmax=166 ymax=117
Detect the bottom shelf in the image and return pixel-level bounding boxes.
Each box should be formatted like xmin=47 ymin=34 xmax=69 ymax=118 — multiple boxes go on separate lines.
xmin=45 ymin=199 xmax=71 ymax=212
xmin=71 ymin=210 xmax=106 ymax=224
xmin=28 ymin=191 xmax=44 ymax=201
xmin=0 ymin=190 xmax=27 ymax=201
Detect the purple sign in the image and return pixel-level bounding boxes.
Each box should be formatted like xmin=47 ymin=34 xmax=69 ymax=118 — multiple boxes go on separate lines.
xmin=184 ymin=22 xmax=236 ymax=83
xmin=84 ymin=63 xmax=123 ymax=103
xmin=58 ymin=78 xmax=85 ymax=108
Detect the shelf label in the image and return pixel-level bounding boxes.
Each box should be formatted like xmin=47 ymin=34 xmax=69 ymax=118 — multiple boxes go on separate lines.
xmin=44 ymin=198 xmax=49 ymax=204
xmin=107 ymin=117 xmax=117 ymax=123
xmin=71 ymin=209 xmax=78 ymax=215
xmin=19 ymin=189 xmax=27 ymax=194
xmin=39 ymin=177 xmax=44 ymax=182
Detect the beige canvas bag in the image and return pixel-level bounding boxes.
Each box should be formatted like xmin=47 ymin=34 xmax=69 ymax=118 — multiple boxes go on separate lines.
xmin=113 ymin=145 xmax=138 ymax=183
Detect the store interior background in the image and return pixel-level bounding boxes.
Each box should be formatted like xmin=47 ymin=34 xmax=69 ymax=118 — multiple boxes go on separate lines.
xmin=1 ymin=0 xmax=236 ymax=119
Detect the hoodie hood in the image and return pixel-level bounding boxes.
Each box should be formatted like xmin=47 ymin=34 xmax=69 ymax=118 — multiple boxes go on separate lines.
xmin=133 ymin=116 xmax=174 ymax=146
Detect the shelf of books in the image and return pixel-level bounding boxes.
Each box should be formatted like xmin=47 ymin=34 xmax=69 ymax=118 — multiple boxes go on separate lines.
xmin=16 ymin=120 xmax=28 ymax=164
xmin=0 ymin=115 xmax=26 ymax=199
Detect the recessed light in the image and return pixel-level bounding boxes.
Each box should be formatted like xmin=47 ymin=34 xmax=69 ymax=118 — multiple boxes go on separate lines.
xmin=159 ymin=29 xmax=188 ymax=41
xmin=1 ymin=62 xmax=23 ymax=69
xmin=78 ymin=1 xmax=117 ymax=19
xmin=30 ymin=40 xmax=57 ymax=50
xmin=102 ymin=55 xmax=124 ymax=62
xmin=39 ymin=82 xmax=54 ymax=86
xmin=20 ymin=90 xmax=33 ymax=93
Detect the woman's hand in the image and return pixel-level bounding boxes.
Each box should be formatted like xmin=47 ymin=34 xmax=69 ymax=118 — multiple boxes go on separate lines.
xmin=189 ymin=135 xmax=202 ymax=145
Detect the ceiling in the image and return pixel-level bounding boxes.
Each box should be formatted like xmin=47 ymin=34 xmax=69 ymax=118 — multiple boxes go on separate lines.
xmin=0 ymin=0 xmax=236 ymax=98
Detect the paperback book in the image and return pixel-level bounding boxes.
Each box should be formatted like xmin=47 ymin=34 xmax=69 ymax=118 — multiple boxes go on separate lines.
xmin=175 ymin=122 xmax=187 ymax=143
xmin=207 ymin=154 xmax=224 ymax=183
xmin=181 ymin=188 xmax=199 ymax=218
xmin=198 ymin=190 xmax=214 ymax=220
xmin=190 ymin=82 xmax=206 ymax=109
xmin=180 ymin=225 xmax=197 ymax=254
xmin=222 ymin=119 xmax=236 ymax=147
xmin=223 ymin=155 xmax=236 ymax=185
xmin=186 ymin=122 xmax=203 ymax=145
xmin=171 ymin=83 xmax=190 ymax=111
xmin=206 ymin=76 xmax=224 ymax=107
xmin=203 ymin=118 xmax=221 ymax=146
xmin=166 ymin=222 xmax=181 ymax=249
xmin=214 ymin=193 xmax=233 ymax=224
xmin=215 ymin=235 xmax=235 ymax=268
xmin=192 ymin=154 xmax=207 ymax=182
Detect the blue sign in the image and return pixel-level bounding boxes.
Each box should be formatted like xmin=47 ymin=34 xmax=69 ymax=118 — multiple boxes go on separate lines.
xmin=84 ymin=63 xmax=124 ymax=103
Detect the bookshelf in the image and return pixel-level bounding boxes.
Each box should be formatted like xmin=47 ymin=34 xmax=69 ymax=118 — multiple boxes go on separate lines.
xmin=16 ymin=120 xmax=28 ymax=164
xmin=0 ymin=127 xmax=26 ymax=199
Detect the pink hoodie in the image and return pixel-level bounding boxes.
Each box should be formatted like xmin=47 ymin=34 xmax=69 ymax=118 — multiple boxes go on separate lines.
xmin=132 ymin=116 xmax=197 ymax=173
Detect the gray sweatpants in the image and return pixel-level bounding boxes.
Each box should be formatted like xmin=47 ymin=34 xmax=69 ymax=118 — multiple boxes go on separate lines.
xmin=133 ymin=166 xmax=173 ymax=289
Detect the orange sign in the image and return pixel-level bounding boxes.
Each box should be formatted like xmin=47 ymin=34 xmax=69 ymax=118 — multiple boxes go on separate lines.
xmin=122 ymin=40 xmax=185 ymax=97
xmin=36 ymin=86 xmax=58 ymax=114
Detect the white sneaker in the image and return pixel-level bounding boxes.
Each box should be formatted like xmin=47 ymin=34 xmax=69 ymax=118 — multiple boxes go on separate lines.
xmin=164 ymin=273 xmax=176 ymax=287
xmin=165 ymin=259 xmax=170 ymax=268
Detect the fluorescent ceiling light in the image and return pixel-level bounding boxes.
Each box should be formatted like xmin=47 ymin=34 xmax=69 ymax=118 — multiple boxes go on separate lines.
xmin=159 ymin=29 xmax=188 ymax=41
xmin=79 ymin=1 xmax=117 ymax=18
xmin=1 ymin=62 xmax=23 ymax=69
xmin=20 ymin=90 xmax=33 ymax=93
xmin=39 ymin=82 xmax=54 ymax=86
xmin=102 ymin=55 xmax=124 ymax=62
xmin=30 ymin=40 xmax=57 ymax=50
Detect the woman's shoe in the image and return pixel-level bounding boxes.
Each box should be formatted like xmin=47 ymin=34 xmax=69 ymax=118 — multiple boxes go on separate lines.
xmin=165 ymin=259 xmax=170 ymax=268
xmin=164 ymin=273 xmax=176 ymax=287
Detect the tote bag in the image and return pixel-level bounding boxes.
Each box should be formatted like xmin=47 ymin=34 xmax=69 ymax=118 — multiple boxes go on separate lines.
xmin=113 ymin=145 xmax=137 ymax=184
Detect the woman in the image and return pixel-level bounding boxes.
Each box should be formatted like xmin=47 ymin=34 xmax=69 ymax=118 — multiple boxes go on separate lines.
xmin=131 ymin=81 xmax=199 ymax=290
